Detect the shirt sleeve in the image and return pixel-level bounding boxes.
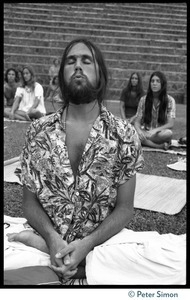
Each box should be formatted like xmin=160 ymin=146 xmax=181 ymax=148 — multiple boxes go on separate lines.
xmin=114 ymin=122 xmax=144 ymax=187
xmin=18 ymin=121 xmax=40 ymax=193
xmin=167 ymin=95 xmax=176 ymax=119
xmin=34 ymin=83 xmax=44 ymax=99
xmin=135 ymin=95 xmax=145 ymax=121
xmin=15 ymin=87 xmax=24 ymax=98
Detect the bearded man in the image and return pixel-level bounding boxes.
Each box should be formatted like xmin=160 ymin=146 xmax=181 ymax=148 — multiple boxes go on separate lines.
xmin=5 ymin=38 xmax=144 ymax=284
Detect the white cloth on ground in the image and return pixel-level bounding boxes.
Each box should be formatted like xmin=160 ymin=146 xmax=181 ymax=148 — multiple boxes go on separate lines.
xmin=86 ymin=228 xmax=186 ymax=285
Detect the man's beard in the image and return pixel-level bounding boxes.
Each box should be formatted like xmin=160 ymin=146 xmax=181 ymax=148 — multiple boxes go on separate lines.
xmin=64 ymin=75 xmax=98 ymax=105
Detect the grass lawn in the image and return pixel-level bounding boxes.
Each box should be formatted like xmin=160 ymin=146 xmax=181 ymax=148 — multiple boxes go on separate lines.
xmin=4 ymin=102 xmax=186 ymax=235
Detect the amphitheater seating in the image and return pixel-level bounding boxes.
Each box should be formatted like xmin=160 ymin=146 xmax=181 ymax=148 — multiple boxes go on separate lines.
xmin=4 ymin=2 xmax=186 ymax=103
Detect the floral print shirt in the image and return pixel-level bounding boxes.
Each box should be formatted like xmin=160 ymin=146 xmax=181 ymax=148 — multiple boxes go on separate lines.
xmin=18 ymin=104 xmax=144 ymax=243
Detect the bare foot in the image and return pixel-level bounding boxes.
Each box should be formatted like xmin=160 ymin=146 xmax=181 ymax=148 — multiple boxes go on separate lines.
xmin=7 ymin=230 xmax=49 ymax=254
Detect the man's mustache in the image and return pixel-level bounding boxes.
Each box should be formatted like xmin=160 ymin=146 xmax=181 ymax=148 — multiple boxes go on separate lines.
xmin=71 ymin=71 xmax=86 ymax=80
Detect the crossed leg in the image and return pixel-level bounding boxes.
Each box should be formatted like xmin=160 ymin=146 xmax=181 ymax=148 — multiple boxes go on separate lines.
xmin=141 ymin=129 xmax=172 ymax=150
xmin=7 ymin=230 xmax=86 ymax=279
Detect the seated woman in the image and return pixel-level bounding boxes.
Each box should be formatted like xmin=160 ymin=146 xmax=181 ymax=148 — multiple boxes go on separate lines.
xmin=4 ymin=67 xmax=19 ymax=108
xmin=4 ymin=65 xmax=46 ymax=121
xmin=48 ymin=57 xmax=60 ymax=84
xmin=120 ymin=72 xmax=145 ymax=124
xmin=134 ymin=71 xmax=176 ymax=150
xmin=45 ymin=75 xmax=63 ymax=103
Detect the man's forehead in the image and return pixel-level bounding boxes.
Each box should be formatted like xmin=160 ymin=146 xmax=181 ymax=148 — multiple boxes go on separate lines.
xmin=67 ymin=42 xmax=94 ymax=57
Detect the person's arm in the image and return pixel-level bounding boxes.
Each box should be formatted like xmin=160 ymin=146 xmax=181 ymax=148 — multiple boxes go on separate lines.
xmin=27 ymin=96 xmax=40 ymax=113
xmin=149 ymin=117 xmax=174 ymax=136
xmin=52 ymin=175 xmax=136 ymax=275
xmin=133 ymin=98 xmax=149 ymax=141
xmin=22 ymin=185 xmax=77 ymax=278
xmin=4 ymin=96 xmax=7 ymax=106
xmin=27 ymin=84 xmax=43 ymax=113
xmin=9 ymin=96 xmax=21 ymax=119
xmin=120 ymin=101 xmax=126 ymax=119
xmin=149 ymin=96 xmax=176 ymax=135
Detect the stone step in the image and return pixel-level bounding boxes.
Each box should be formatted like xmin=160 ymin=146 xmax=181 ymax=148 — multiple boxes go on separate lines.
xmin=4 ymin=13 xmax=186 ymax=32
xmin=4 ymin=35 xmax=186 ymax=50
xmin=3 ymin=60 xmax=186 ymax=86
xmin=4 ymin=44 xmax=186 ymax=64
xmin=4 ymin=2 xmax=186 ymax=103
xmin=4 ymin=8 xmax=187 ymax=27
xmin=4 ymin=53 xmax=186 ymax=73
xmin=5 ymin=3 xmax=186 ymax=19
xmin=108 ymin=77 xmax=185 ymax=92
xmin=105 ymin=89 xmax=184 ymax=103
xmin=110 ymin=69 xmax=186 ymax=83
xmin=4 ymin=16 xmax=186 ymax=37
xmin=4 ymin=25 xmax=186 ymax=41
xmin=4 ymin=40 xmax=186 ymax=56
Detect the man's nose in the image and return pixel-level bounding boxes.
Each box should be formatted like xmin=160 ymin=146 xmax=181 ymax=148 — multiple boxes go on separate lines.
xmin=75 ymin=59 xmax=82 ymax=70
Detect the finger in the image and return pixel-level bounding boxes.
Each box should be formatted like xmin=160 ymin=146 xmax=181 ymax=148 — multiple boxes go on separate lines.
xmin=55 ymin=244 xmax=74 ymax=259
xmin=63 ymin=268 xmax=78 ymax=280
xmin=50 ymin=265 xmax=78 ymax=279
xmin=51 ymin=255 xmax=64 ymax=268
xmin=50 ymin=264 xmax=65 ymax=277
xmin=63 ymin=254 xmax=70 ymax=265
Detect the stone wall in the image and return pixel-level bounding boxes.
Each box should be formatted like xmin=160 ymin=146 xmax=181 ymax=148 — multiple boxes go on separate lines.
xmin=4 ymin=2 xmax=187 ymax=103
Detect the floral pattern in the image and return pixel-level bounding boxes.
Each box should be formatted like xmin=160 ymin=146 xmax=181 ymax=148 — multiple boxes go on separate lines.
xmin=17 ymin=104 xmax=144 ymax=242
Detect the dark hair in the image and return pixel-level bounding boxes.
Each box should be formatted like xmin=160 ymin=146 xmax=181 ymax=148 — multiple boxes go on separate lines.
xmin=53 ymin=58 xmax=60 ymax=64
xmin=52 ymin=75 xmax=59 ymax=85
xmin=144 ymin=71 xmax=168 ymax=126
xmin=4 ymin=68 xmax=19 ymax=83
xmin=120 ymin=72 xmax=144 ymax=105
xmin=58 ymin=38 xmax=108 ymax=106
xmin=21 ymin=65 xmax=36 ymax=90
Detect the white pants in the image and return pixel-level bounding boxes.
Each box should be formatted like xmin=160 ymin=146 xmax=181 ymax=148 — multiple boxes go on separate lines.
xmin=4 ymin=216 xmax=186 ymax=285
xmin=86 ymin=228 xmax=186 ymax=285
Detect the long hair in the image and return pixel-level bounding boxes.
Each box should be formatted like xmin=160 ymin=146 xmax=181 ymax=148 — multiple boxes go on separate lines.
xmin=144 ymin=71 xmax=168 ymax=126
xmin=4 ymin=68 xmax=19 ymax=83
xmin=58 ymin=38 xmax=108 ymax=106
xmin=21 ymin=65 xmax=36 ymax=90
xmin=120 ymin=72 xmax=144 ymax=105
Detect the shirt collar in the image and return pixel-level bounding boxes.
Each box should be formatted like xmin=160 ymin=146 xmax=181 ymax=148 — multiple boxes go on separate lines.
xmin=53 ymin=103 xmax=110 ymax=131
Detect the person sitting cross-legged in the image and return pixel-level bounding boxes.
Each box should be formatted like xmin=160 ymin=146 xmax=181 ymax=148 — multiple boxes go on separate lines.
xmin=4 ymin=38 xmax=144 ymax=284
xmin=4 ymin=65 xmax=46 ymax=121
xmin=134 ymin=71 xmax=176 ymax=150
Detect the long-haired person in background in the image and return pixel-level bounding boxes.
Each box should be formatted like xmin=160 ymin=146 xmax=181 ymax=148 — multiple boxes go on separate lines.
xmin=4 ymin=65 xmax=46 ymax=121
xmin=120 ymin=72 xmax=145 ymax=124
xmin=134 ymin=71 xmax=176 ymax=150
xmin=4 ymin=67 xmax=19 ymax=108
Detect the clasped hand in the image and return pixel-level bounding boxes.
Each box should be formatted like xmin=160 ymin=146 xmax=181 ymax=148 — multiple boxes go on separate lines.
xmin=51 ymin=238 xmax=90 ymax=280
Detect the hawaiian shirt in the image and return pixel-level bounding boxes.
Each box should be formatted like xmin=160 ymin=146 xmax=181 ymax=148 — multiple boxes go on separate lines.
xmin=18 ymin=104 xmax=144 ymax=243
xmin=136 ymin=94 xmax=176 ymax=130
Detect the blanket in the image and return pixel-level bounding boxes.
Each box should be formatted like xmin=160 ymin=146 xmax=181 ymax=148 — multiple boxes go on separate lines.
xmin=142 ymin=139 xmax=186 ymax=155
xmin=167 ymin=158 xmax=186 ymax=171
xmin=135 ymin=173 xmax=186 ymax=214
